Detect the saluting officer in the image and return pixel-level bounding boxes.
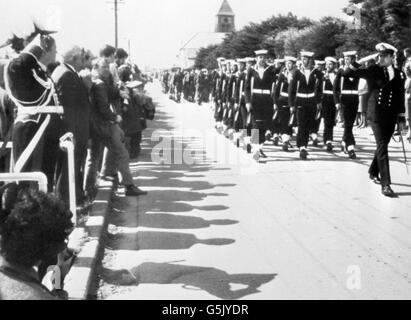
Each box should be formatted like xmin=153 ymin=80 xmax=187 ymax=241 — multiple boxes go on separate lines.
xmin=343 ymin=43 xmax=406 ymax=197
xmin=244 ymin=49 xmax=277 ymax=161
xmin=288 ymin=51 xmax=323 ymax=160
xmin=273 ymin=56 xmax=297 ymax=152
xmin=322 ymin=57 xmax=339 ymax=152
xmin=334 ymin=51 xmax=360 ymax=159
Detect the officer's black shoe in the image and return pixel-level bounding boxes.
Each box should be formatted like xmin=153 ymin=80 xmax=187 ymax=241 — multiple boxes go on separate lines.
xmin=326 ymin=142 xmax=333 ymax=152
xmin=312 ymin=138 xmax=319 ymax=147
xmin=246 ymin=144 xmax=252 ymax=154
xmin=369 ymin=174 xmax=381 ymax=184
xmin=259 ymin=149 xmax=268 ymax=158
xmin=348 ymin=150 xmax=357 ymax=159
xmin=381 ymin=185 xmax=397 ymax=198
xmin=125 ymin=185 xmax=148 ymax=196
xmin=273 ymin=136 xmax=279 ymax=146
xmin=299 ymin=149 xmax=308 ymax=160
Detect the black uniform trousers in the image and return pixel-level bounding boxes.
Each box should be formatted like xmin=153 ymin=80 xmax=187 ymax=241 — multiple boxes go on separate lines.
xmin=214 ymin=100 xmax=224 ymax=122
xmin=322 ymin=95 xmax=336 ymax=143
xmin=341 ymin=96 xmax=359 ymax=147
xmin=296 ymin=97 xmax=316 ymax=148
xmin=369 ymin=119 xmax=396 ymax=187
xmin=251 ymin=94 xmax=274 ymax=145
xmin=276 ymin=96 xmax=292 ymax=137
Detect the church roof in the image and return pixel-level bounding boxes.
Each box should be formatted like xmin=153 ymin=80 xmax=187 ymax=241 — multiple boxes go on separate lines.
xmin=217 ymin=0 xmax=235 ymax=16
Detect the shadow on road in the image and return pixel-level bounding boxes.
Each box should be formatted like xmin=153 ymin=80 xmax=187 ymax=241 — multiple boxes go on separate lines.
xmin=99 ymin=262 xmax=276 ymax=300
xmin=106 ymin=231 xmax=235 ymax=251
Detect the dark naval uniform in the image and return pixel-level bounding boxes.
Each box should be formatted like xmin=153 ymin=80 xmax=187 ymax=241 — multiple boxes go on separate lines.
xmin=344 ymin=62 xmax=406 ymax=190
xmin=322 ymin=70 xmax=338 ymax=146
xmin=244 ymin=64 xmax=276 ymax=145
xmin=288 ymin=67 xmax=323 ymax=151
xmin=214 ymin=71 xmax=227 ymax=123
xmin=5 ymin=50 xmax=63 ymax=192
xmin=223 ymin=72 xmax=237 ymax=129
xmin=273 ymin=69 xmax=293 ymax=145
xmin=234 ymin=69 xmax=247 ymax=132
xmin=334 ymin=69 xmax=360 ymax=153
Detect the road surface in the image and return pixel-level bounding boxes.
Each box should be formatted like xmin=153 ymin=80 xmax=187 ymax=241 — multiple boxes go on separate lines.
xmin=94 ymin=82 xmax=411 ymax=300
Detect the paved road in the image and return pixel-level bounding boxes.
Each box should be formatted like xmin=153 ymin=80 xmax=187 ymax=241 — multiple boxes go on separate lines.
xmin=95 ymin=82 xmax=411 ymax=300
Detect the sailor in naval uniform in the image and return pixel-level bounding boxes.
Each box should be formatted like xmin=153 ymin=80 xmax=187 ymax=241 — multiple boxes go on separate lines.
xmin=288 ymin=51 xmax=323 ymax=160
xmin=244 ymin=49 xmax=277 ymax=161
xmin=334 ymin=51 xmax=361 ymax=159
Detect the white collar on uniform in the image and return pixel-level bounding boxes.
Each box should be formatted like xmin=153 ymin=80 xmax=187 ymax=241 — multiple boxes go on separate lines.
xmin=387 ymin=65 xmax=394 ymax=81
xmin=256 ymin=65 xmax=270 ymax=79
xmin=66 ymin=63 xmax=77 ymax=74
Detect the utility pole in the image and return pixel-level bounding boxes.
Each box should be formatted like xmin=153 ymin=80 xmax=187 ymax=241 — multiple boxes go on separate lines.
xmin=114 ymin=0 xmax=118 ymax=48
xmin=106 ymin=0 xmax=125 ymax=49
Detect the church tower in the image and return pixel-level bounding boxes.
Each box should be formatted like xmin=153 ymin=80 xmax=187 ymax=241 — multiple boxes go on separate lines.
xmin=215 ymin=0 xmax=235 ymax=33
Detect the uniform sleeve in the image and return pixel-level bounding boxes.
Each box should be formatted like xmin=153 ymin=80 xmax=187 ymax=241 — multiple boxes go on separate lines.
xmin=288 ymin=70 xmax=298 ymax=107
xmin=315 ymin=70 xmax=323 ymax=104
xmin=244 ymin=70 xmax=253 ymax=104
xmin=398 ymin=72 xmax=406 ymax=116
xmin=273 ymin=74 xmax=282 ymax=105
xmin=333 ymin=70 xmax=343 ymax=105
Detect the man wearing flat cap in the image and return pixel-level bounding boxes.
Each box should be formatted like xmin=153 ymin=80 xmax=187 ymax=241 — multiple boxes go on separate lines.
xmin=288 ymin=51 xmax=323 ymax=160
xmin=334 ymin=51 xmax=361 ymax=159
xmin=343 ymin=43 xmax=406 ymax=197
xmin=244 ymin=49 xmax=277 ymax=161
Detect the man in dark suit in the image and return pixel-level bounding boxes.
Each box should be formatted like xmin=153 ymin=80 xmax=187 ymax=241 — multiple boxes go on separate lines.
xmin=51 ymin=46 xmax=91 ymax=206
xmin=343 ymin=43 xmax=406 ymax=197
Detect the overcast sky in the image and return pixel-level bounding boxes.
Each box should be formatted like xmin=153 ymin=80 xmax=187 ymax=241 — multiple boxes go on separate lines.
xmin=0 ymin=0 xmax=350 ymax=68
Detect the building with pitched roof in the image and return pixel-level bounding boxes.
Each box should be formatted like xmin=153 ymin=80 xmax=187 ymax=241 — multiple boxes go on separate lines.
xmin=178 ymin=0 xmax=235 ymax=69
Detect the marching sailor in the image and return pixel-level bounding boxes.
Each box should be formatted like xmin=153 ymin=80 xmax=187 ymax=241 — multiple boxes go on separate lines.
xmin=273 ymin=56 xmax=297 ymax=152
xmin=244 ymin=49 xmax=277 ymax=161
xmin=322 ymin=57 xmax=338 ymax=152
xmin=334 ymin=51 xmax=360 ymax=159
xmin=288 ymin=51 xmax=323 ymax=160
xmin=343 ymin=43 xmax=406 ymax=197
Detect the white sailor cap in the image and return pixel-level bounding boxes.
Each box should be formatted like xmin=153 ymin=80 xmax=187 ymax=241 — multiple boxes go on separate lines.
xmin=300 ymin=51 xmax=314 ymax=58
xmin=325 ymin=56 xmax=338 ymax=64
xmin=315 ymin=60 xmax=325 ymax=65
xmin=375 ymin=42 xmax=397 ymax=54
xmin=255 ymin=49 xmax=268 ymax=56
xmin=343 ymin=51 xmax=357 ymax=57
xmin=275 ymin=58 xmax=285 ymax=63
xmin=236 ymin=58 xmax=247 ymax=63
xmin=217 ymin=57 xmax=226 ymax=62
xmin=245 ymin=57 xmax=256 ymax=63
xmin=284 ymin=56 xmax=297 ymax=63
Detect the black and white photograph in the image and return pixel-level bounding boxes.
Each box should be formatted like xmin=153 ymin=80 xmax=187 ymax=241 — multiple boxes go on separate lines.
xmin=0 ymin=0 xmax=411 ymax=305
